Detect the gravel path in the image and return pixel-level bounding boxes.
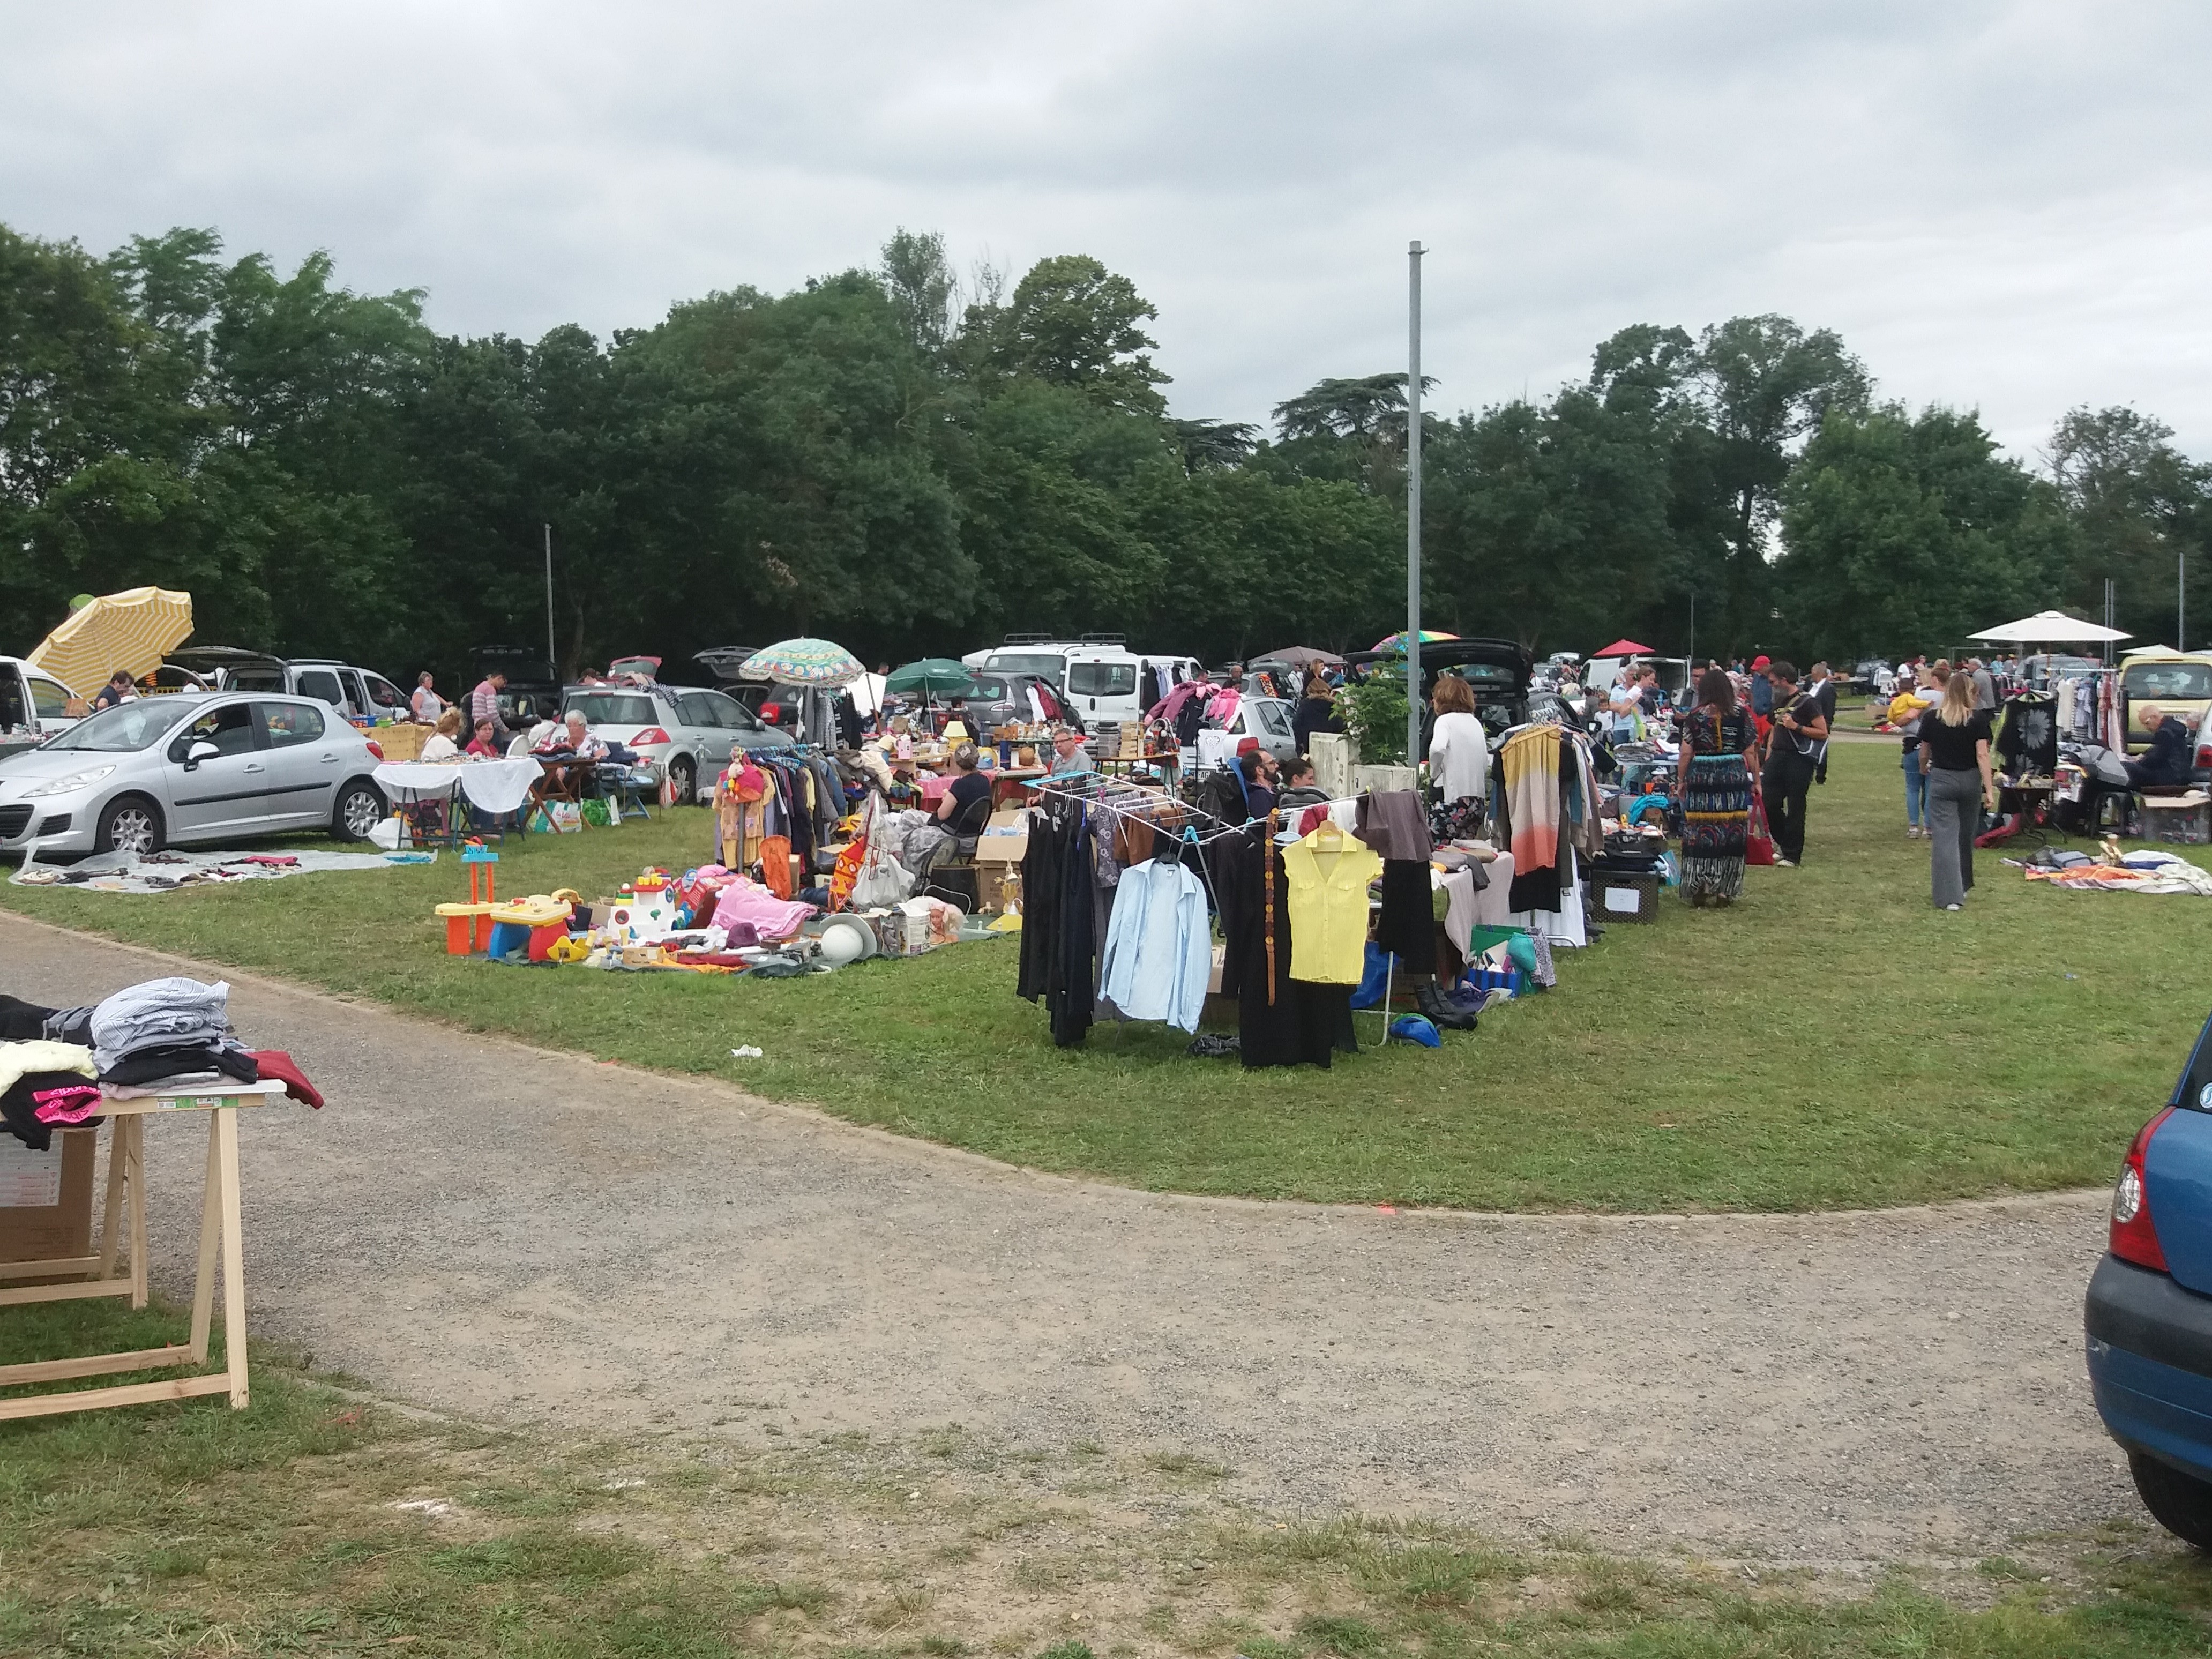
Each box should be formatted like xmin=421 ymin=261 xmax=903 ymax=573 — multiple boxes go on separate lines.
xmin=5 ymin=913 xmax=2132 ymax=1559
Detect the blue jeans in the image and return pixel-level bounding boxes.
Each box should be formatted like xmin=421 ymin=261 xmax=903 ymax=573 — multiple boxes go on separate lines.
xmin=1901 ymin=749 xmax=1930 ymax=827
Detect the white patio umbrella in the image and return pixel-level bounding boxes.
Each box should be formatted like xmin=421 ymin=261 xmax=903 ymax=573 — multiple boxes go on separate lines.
xmin=1970 ymin=610 xmax=2132 ymax=645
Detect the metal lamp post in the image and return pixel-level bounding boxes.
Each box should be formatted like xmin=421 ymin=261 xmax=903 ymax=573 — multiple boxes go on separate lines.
xmin=1405 ymin=241 xmax=1425 ymax=770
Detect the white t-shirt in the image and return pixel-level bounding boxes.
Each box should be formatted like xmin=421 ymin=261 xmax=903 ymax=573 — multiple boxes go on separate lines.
xmin=1428 ymin=710 xmax=1490 ymax=803
xmin=419 ymin=734 xmax=459 ymax=762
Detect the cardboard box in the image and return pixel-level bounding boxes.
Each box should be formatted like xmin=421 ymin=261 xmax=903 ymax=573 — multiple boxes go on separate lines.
xmin=0 ymin=1129 xmax=96 ymax=1267
xmin=376 ymin=722 xmax=429 ymax=763
xmin=972 ymin=809 xmax=1029 ymax=864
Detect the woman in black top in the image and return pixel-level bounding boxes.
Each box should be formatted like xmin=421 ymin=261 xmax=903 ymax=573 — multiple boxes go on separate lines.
xmin=1919 ymin=674 xmax=1996 ymax=910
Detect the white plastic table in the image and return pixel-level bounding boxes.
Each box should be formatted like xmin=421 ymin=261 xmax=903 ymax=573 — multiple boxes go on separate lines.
xmin=0 ymin=1080 xmax=284 ymax=1419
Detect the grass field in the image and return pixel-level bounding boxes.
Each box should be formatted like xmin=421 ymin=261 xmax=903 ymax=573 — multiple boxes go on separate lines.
xmin=2 ymin=739 xmax=2204 ymax=1213
xmin=6 ymin=1300 xmax=2210 ymax=1657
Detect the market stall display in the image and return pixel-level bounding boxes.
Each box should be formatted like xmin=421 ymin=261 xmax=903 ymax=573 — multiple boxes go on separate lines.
xmin=0 ymin=976 xmax=326 ymax=1420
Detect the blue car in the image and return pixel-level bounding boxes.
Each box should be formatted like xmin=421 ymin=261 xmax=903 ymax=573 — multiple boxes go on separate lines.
xmin=2085 ymin=1009 xmax=2212 ymax=1548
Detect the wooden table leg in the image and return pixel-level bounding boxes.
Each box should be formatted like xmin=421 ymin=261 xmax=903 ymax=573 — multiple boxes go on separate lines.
xmin=214 ymin=1108 xmax=249 ymax=1408
xmin=125 ymin=1116 xmax=147 ymax=1310
xmin=97 ymin=1117 xmax=127 ymax=1280
xmin=188 ymin=1115 xmax=223 ymax=1365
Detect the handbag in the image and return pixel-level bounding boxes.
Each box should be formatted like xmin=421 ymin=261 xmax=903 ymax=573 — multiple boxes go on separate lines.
xmin=1745 ymin=780 xmax=1776 ymax=866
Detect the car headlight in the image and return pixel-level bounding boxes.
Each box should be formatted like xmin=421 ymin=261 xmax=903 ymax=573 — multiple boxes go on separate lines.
xmin=25 ymin=766 xmax=116 ymax=798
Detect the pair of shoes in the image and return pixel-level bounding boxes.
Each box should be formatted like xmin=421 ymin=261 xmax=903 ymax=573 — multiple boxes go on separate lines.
xmin=1415 ymin=982 xmax=1477 ymax=1032
xmin=1773 ymin=857 xmax=1797 ymax=868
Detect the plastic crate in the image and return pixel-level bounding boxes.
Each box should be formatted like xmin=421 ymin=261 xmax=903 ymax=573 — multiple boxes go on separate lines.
xmin=1589 ymin=870 xmax=1662 ymax=923
xmin=2140 ymin=796 xmax=2211 ymax=845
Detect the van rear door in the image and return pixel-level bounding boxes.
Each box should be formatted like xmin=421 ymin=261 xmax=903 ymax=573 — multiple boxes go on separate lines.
xmin=1066 ymin=655 xmax=1141 ymax=726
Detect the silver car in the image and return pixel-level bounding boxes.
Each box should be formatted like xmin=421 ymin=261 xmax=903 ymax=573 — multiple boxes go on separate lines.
xmin=0 ymin=692 xmax=388 ymax=857
xmin=561 ymin=683 xmax=793 ymax=805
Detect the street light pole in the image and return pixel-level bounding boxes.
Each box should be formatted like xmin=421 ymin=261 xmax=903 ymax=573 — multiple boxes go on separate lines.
xmin=1406 ymin=241 xmax=1425 ymax=772
xmin=543 ymin=523 xmax=557 ymax=677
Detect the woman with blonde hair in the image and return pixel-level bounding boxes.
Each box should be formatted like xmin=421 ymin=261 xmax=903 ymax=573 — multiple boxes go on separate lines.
xmin=418 ymin=706 xmax=465 ymax=762
xmin=1919 ymin=670 xmax=1996 ymax=911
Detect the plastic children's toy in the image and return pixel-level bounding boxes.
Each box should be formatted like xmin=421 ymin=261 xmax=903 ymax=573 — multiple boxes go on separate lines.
xmin=434 ymin=841 xmax=500 ymax=953
xmin=484 ymin=889 xmax=580 ymax=962
xmin=606 ymin=870 xmax=679 ymax=943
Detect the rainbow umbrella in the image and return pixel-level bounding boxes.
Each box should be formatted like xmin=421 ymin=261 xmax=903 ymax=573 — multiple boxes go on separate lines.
xmin=736 ymin=638 xmax=864 ymax=686
xmin=28 ymin=586 xmax=194 ymax=696
xmin=1371 ymin=629 xmax=1459 ymax=653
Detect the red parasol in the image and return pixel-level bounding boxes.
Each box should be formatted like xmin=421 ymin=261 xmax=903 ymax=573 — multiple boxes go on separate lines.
xmin=1594 ymin=638 xmax=1655 ymax=657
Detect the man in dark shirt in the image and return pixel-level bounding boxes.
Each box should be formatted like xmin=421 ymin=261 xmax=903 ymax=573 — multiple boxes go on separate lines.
xmin=1760 ymin=661 xmax=1828 ymax=868
xmin=1805 ymin=661 xmax=1839 ymax=783
xmin=2125 ymin=706 xmax=2196 ymax=788
xmin=92 ymin=671 xmax=136 ymax=710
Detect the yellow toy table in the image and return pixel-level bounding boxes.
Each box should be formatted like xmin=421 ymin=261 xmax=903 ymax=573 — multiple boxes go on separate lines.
xmin=0 ymin=1079 xmax=284 ymax=1419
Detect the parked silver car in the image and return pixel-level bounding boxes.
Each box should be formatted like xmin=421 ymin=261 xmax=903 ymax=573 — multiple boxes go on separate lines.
xmin=561 ymin=682 xmax=793 ymax=804
xmin=0 ymin=692 xmax=387 ymax=857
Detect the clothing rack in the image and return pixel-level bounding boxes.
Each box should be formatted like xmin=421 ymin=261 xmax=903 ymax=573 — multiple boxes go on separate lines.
xmin=1029 ymin=772 xmax=1244 ymax=845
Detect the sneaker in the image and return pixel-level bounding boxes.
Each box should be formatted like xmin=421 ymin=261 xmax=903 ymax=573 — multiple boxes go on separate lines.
xmin=1942 ymin=902 xmax=1962 ymax=911
xmin=1774 ymin=857 xmax=1797 ymax=868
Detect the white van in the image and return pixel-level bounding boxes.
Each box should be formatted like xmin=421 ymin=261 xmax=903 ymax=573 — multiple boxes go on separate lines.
xmin=0 ymin=656 xmax=83 ymax=743
xmin=968 ymin=637 xmax=1204 ymax=727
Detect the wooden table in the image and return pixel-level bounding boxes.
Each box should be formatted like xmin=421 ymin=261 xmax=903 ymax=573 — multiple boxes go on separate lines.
xmin=0 ymin=1080 xmax=283 ymax=1419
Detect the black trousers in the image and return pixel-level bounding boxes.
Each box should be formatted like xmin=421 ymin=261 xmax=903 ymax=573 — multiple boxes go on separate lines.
xmin=1762 ymin=750 xmax=1817 ymax=864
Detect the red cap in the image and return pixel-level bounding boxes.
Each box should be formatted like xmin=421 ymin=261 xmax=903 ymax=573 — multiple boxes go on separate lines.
xmin=1751 ymin=654 xmax=1771 ymax=669
xmin=1235 ymin=737 xmax=1261 ymax=756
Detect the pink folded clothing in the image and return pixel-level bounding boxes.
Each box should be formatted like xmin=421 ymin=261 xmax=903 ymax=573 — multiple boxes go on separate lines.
xmin=32 ymin=1084 xmax=104 ymax=1125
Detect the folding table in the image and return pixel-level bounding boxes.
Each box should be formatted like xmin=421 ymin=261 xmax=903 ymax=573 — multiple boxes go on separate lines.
xmin=0 ymin=1080 xmax=283 ymax=1419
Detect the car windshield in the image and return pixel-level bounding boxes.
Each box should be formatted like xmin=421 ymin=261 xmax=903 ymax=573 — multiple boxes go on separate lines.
xmin=564 ymin=692 xmax=658 ymax=727
xmin=43 ymin=699 xmax=187 ymax=752
xmin=2124 ymin=662 xmax=2212 ymax=699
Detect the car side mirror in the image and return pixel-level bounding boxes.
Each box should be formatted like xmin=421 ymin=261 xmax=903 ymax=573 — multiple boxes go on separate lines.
xmin=185 ymin=739 xmax=221 ymax=769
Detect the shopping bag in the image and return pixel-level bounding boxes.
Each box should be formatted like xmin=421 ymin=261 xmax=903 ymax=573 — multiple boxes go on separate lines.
xmin=580 ymin=796 xmax=617 ymax=829
xmin=1745 ymin=787 xmax=1776 ymax=866
xmin=530 ymin=801 xmax=584 ymax=835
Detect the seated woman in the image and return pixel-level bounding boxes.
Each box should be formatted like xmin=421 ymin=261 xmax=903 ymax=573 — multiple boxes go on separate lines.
xmin=419 ymin=707 xmax=465 ymax=761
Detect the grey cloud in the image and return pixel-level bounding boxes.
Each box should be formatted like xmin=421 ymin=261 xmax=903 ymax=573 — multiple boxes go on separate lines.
xmin=2 ymin=0 xmax=2207 ymax=454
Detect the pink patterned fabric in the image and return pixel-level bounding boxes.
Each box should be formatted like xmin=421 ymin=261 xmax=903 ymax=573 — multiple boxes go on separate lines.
xmin=32 ymin=1085 xmax=104 ymax=1125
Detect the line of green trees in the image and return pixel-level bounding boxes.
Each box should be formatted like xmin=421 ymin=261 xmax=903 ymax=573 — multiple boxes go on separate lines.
xmin=3 ymin=220 xmax=2206 ymax=682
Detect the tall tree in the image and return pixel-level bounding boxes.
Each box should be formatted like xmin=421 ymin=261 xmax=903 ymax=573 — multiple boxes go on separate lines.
xmin=1777 ymin=403 xmax=2072 ymax=662
xmin=2048 ymin=406 xmax=2210 ymax=648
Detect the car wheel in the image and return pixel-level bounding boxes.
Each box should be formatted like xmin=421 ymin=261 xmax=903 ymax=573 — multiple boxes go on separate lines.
xmin=667 ymin=754 xmax=697 ymax=805
xmin=331 ymin=778 xmax=386 ymax=842
xmin=93 ymin=794 xmax=165 ymax=856
xmin=2131 ymin=1453 xmax=2212 ymax=1550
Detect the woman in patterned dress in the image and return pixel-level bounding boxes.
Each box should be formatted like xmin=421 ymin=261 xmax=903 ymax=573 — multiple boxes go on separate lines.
xmin=1676 ymin=667 xmax=1758 ymax=906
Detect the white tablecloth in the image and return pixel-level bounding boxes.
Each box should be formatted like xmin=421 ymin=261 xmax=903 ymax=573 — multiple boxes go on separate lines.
xmin=373 ymin=758 xmax=542 ymax=815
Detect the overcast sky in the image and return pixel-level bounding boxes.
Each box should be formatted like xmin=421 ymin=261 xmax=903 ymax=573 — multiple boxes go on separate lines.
xmin=5 ymin=1 xmax=2207 ymax=460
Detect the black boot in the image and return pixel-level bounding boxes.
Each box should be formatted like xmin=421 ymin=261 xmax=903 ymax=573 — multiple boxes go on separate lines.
xmin=1415 ymin=982 xmax=1477 ymax=1031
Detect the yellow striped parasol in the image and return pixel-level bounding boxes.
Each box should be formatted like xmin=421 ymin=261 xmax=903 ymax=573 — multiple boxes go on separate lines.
xmin=28 ymin=587 xmax=195 ymax=696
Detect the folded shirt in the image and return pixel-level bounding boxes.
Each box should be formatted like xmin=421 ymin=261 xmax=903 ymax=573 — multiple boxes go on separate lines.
xmin=99 ymin=1043 xmax=259 ymax=1088
xmin=2 ymin=1068 xmax=104 ymax=1150
xmin=89 ymin=977 xmax=232 ymax=1072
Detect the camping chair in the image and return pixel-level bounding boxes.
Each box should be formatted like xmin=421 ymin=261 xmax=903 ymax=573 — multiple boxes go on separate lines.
xmin=919 ymin=789 xmax=993 ymax=909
